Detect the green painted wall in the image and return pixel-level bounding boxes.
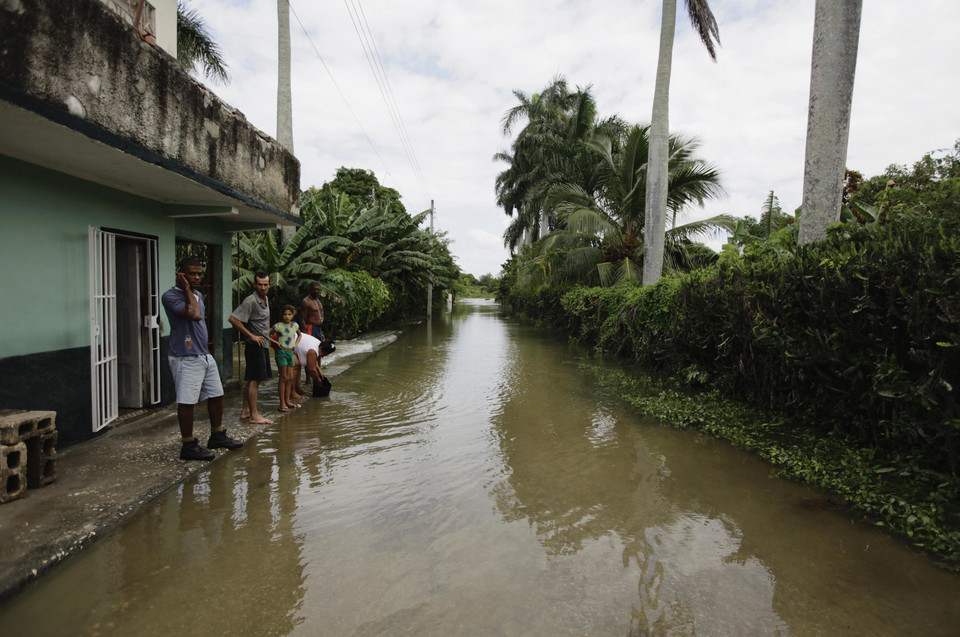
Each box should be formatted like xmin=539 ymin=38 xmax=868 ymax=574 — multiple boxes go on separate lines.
xmin=0 ymin=155 xmax=236 ymax=359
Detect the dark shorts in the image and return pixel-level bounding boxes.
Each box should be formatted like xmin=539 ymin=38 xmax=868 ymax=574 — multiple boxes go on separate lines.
xmin=306 ymin=324 xmax=324 ymax=340
xmin=244 ymin=345 xmax=272 ymax=381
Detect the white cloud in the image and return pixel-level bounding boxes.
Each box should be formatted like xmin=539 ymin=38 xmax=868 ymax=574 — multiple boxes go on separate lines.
xmin=188 ymin=0 xmax=960 ymax=277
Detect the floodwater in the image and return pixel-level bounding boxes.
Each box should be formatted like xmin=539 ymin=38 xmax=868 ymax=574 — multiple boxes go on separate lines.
xmin=2 ymin=299 xmax=959 ymax=636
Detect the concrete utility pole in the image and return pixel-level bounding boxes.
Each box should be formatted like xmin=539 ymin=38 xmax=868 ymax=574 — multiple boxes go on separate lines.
xmin=277 ymin=0 xmax=295 ymax=243
xmin=426 ymin=200 xmax=434 ymax=316
xmin=276 ymin=0 xmax=293 ymax=153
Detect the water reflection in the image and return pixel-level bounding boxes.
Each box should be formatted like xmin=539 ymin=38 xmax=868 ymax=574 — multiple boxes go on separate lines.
xmin=1 ymin=299 xmax=959 ymax=636
xmin=0 ymin=414 xmax=311 ymax=636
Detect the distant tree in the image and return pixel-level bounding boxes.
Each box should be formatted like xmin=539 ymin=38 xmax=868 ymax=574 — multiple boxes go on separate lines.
xmin=318 ymin=168 xmax=406 ymax=217
xmin=495 ymin=77 xmax=621 ymax=250
xmin=176 ymin=1 xmax=229 ymax=83
xmin=528 ymin=124 xmax=730 ymax=288
xmin=851 ymin=140 xmax=960 ymax=218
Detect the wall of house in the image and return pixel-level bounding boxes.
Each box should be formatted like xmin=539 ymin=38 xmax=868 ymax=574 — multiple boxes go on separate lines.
xmin=0 ymin=155 xmax=237 ymax=446
xmin=2 ymin=0 xmax=300 ymax=219
xmin=0 ymin=156 xmax=172 ymax=357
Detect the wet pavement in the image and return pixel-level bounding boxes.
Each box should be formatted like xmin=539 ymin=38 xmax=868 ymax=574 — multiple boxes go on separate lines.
xmin=0 ymin=381 xmax=296 ymax=600
xmin=0 ymin=327 xmax=396 ymax=602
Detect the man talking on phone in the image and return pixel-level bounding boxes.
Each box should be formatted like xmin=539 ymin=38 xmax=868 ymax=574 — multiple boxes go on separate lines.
xmin=161 ymin=258 xmax=243 ymax=461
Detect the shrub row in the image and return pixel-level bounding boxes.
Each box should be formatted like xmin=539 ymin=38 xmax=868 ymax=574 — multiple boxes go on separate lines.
xmin=558 ymin=208 xmax=960 ymax=477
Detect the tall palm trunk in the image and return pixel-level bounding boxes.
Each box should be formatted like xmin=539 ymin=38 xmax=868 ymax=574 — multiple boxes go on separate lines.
xmin=277 ymin=0 xmax=294 ymax=153
xmin=642 ymin=0 xmax=677 ymax=286
xmin=798 ymin=0 xmax=862 ymax=245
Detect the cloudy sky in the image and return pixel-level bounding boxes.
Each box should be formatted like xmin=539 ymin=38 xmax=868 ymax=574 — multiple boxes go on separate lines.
xmin=187 ymin=0 xmax=960 ymax=278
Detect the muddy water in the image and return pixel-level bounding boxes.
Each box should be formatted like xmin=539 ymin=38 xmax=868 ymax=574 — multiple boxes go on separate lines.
xmin=2 ymin=299 xmax=959 ymax=636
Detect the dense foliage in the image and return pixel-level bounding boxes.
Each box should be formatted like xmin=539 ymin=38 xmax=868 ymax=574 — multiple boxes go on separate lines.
xmin=233 ymin=167 xmax=460 ymax=338
xmin=559 ymin=203 xmax=960 ymax=476
xmin=323 ymin=270 xmax=392 ymax=338
xmin=495 ymin=77 xmax=733 ymax=294
xmin=501 ymin=143 xmax=960 ymax=564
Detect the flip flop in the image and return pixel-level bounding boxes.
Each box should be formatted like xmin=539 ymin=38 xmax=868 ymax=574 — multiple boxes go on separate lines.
xmin=279 ymin=407 xmax=291 ymax=412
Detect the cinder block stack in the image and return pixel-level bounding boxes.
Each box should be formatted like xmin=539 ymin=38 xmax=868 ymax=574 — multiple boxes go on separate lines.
xmin=1 ymin=441 xmax=27 ymax=503
xmin=0 ymin=411 xmax=57 ymax=503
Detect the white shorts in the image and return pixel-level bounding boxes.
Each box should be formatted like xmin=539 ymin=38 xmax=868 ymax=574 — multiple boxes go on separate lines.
xmin=169 ymin=355 xmax=224 ymax=405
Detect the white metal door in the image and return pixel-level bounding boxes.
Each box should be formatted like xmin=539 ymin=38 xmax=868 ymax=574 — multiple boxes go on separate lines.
xmin=89 ymin=227 xmax=118 ymax=431
xmin=145 ymin=237 xmax=161 ymax=405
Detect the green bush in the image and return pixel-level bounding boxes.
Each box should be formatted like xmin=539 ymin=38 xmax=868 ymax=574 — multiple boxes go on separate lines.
xmin=323 ymin=269 xmax=392 ymax=339
xmin=556 ymin=206 xmax=960 ymax=476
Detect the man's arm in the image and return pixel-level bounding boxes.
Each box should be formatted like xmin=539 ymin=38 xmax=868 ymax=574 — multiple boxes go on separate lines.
xmin=299 ymin=297 xmax=312 ymax=326
xmin=175 ymin=273 xmax=203 ymax=321
xmin=306 ymin=350 xmax=324 ymax=382
xmin=229 ymin=314 xmax=266 ymax=347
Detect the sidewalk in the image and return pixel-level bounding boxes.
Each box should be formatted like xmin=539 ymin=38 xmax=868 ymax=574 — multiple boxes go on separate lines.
xmin=0 ymin=330 xmax=396 ymax=601
xmin=0 ymin=382 xmax=277 ymax=600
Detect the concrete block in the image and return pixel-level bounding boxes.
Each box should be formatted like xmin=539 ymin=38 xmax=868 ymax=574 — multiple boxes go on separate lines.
xmin=0 ymin=411 xmax=56 ymax=445
xmin=1 ymin=442 xmax=28 ymax=503
xmin=26 ymin=430 xmax=57 ymax=489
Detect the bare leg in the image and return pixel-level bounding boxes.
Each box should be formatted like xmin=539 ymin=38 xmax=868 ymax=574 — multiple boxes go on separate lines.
xmin=240 ymin=387 xmax=251 ymax=419
xmin=278 ymin=367 xmax=289 ymax=410
xmin=208 ymin=395 xmax=223 ymax=432
xmin=245 ymin=380 xmax=272 ymax=424
xmin=285 ymin=367 xmax=298 ymax=406
xmin=293 ymin=364 xmax=305 ymax=396
xmin=177 ymin=403 xmax=195 ymax=439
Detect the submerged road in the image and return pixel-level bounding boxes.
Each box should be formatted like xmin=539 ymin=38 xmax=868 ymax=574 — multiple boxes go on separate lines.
xmin=2 ymin=299 xmax=959 ymax=636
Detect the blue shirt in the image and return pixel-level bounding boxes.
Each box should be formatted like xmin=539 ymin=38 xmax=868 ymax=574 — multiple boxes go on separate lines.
xmin=162 ymin=287 xmax=209 ymax=356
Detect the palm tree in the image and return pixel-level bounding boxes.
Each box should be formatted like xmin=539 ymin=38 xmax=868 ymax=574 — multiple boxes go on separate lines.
xmin=176 ymin=1 xmax=229 ymax=83
xmin=642 ymin=0 xmax=720 ymax=286
xmin=798 ymin=0 xmax=862 ymax=244
xmin=525 ymin=124 xmax=731 ymax=288
xmin=495 ymin=77 xmax=612 ymax=250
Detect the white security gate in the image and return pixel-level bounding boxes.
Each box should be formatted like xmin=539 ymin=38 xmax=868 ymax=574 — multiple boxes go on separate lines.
xmin=144 ymin=238 xmax=161 ymax=405
xmin=89 ymin=227 xmax=161 ymax=432
xmin=89 ymin=227 xmax=118 ymax=431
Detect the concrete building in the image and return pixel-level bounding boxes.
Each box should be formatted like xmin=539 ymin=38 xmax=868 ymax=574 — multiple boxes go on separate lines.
xmin=0 ymin=0 xmax=301 ymax=446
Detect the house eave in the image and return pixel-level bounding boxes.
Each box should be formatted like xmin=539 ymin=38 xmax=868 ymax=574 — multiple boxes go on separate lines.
xmin=0 ymin=0 xmax=301 ymax=227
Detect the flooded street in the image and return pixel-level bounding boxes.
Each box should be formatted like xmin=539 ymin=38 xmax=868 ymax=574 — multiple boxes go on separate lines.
xmin=2 ymin=299 xmax=959 ymax=636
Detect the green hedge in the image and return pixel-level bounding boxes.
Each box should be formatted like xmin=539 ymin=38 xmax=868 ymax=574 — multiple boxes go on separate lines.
xmin=559 ymin=208 xmax=960 ymax=476
xmin=324 ymin=269 xmax=392 ymax=339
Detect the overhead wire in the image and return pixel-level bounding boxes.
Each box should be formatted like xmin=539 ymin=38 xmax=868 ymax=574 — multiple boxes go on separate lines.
xmin=286 ymin=0 xmax=394 ymax=185
xmin=341 ymin=0 xmax=430 ymax=201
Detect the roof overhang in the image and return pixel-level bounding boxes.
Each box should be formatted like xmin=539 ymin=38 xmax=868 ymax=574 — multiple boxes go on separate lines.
xmin=0 ymin=84 xmax=302 ymax=229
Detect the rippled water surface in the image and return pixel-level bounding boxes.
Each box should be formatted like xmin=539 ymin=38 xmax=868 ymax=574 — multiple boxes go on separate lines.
xmin=2 ymin=299 xmax=959 ymax=636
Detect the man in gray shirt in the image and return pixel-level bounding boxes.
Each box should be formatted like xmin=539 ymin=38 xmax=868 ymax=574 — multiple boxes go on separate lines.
xmin=229 ymin=272 xmax=274 ymax=425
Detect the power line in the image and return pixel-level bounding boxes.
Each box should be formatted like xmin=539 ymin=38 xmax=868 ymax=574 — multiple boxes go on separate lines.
xmin=341 ymin=0 xmax=430 ymax=201
xmin=286 ymin=0 xmax=394 ymax=184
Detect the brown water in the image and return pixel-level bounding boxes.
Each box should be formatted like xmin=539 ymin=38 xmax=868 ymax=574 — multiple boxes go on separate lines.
xmin=2 ymin=299 xmax=959 ymax=636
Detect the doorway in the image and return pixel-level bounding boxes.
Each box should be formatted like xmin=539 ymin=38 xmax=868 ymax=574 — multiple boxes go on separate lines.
xmin=89 ymin=228 xmax=161 ymax=431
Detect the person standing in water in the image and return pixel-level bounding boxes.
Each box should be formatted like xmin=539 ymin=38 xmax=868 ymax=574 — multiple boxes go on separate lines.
xmin=300 ymin=281 xmax=324 ymax=340
xmin=229 ymin=272 xmax=274 ymax=425
xmin=270 ymin=304 xmax=301 ymax=412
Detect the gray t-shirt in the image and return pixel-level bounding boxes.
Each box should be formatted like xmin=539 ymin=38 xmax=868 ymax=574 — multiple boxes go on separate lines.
xmin=230 ymin=293 xmax=270 ymax=347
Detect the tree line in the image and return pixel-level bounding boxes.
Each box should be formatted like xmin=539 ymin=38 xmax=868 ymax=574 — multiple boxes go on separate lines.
xmin=233 ymin=168 xmax=461 ymax=338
